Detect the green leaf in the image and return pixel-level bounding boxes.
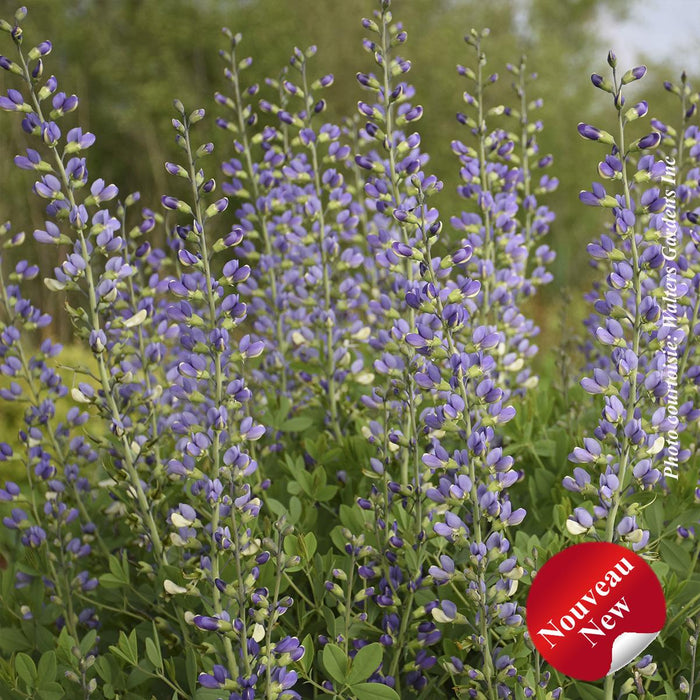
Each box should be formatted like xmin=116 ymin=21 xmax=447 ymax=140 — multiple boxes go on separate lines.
xmin=351 ymin=682 xmax=400 ymax=700
xmin=195 ymin=690 xmax=228 ymax=700
xmin=108 ymin=553 xmax=130 ymax=584
xmin=659 ymin=540 xmax=692 ymax=575
xmin=283 ymin=535 xmax=299 ymax=557
xmin=126 ymin=666 xmax=151 ymax=688
xmin=663 ymin=680 xmax=680 ymax=699
xmin=300 ymin=634 xmax=314 ymax=673
xmin=79 ymin=630 xmax=98 ymax=657
xmin=289 ymin=496 xmax=302 ymax=524
xmin=0 ymin=628 xmax=30 ymax=654
xmin=330 ymin=526 xmax=347 ymax=554
xmin=645 ymin=498 xmax=665 ymax=534
xmin=532 ymin=439 xmax=556 ymax=458
xmin=570 ymin=682 xmax=606 ymax=700
xmin=302 ymin=532 xmax=317 ymax=559
xmin=316 ymin=485 xmax=338 ymax=501
xmin=109 ymin=645 xmax=135 ymax=668
xmin=32 ymin=625 xmax=56 ymax=654
xmin=339 ymin=504 xmax=363 ymax=531
xmin=650 ymin=560 xmax=670 ymax=584
xmin=279 ymin=416 xmax=314 ymax=432
xmin=186 ymin=646 xmax=198 ymax=694
xmin=265 ymin=497 xmax=286 ymax=517
xmin=94 ymin=656 xmax=114 ymax=684
xmin=346 ymin=643 xmax=383 ymax=684
xmin=56 ymin=627 xmax=76 ymax=662
xmin=145 ymin=637 xmax=163 ymax=671
xmin=110 ymin=631 xmax=138 ymax=667
xmin=14 ymin=652 xmax=37 ymax=688
xmin=37 ymin=651 xmax=57 ymax=684
xmin=127 ymin=629 xmax=139 ymax=665
xmin=37 ymin=683 xmax=64 ymax=700
xmin=99 ymin=573 xmax=129 ymax=589
xmin=322 ymin=643 xmax=347 ymax=684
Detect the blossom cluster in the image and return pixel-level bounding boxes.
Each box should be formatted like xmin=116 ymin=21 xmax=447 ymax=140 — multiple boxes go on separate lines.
xmin=565 ymin=54 xmax=693 ymax=551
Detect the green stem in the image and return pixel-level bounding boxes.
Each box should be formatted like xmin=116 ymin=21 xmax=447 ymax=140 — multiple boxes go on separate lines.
xmin=182 ymin=119 xmax=239 ymax=679
xmin=603 ymin=673 xmax=615 ymax=700
xmin=343 ymin=550 xmax=356 ymax=656
xmin=283 ymin=572 xmax=314 ymax=608
xmin=228 ymin=46 xmax=289 ymax=396
xmin=474 ymin=38 xmax=495 ymax=320
xmin=374 ymin=8 xmax=417 ymax=488
xmin=604 ymin=79 xmax=641 ymax=544
xmin=265 ymin=531 xmax=285 ymax=699
xmin=388 ymin=588 xmax=415 ymax=693
xmin=420 ymin=193 xmax=496 ymax=700
xmin=16 ymin=42 xmax=165 ymax=566
xmin=300 ymin=59 xmax=342 ymax=442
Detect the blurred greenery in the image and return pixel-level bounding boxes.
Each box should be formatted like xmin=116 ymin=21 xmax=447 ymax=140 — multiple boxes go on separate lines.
xmin=0 ymin=342 xmax=98 ymax=481
xmin=0 ymin=0 xmax=692 ymax=351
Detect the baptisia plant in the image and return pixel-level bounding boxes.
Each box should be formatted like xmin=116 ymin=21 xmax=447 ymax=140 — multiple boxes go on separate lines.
xmin=451 ymin=31 xmax=556 ymax=396
xmin=219 ymin=34 xmax=370 ymax=444
xmin=334 ymin=6 xmax=545 ymax=698
xmin=567 ymin=54 xmax=671 ymax=545
xmin=565 ymin=53 xmax=675 ymax=698
xmin=0 ymin=8 xmax=303 ymax=699
xmin=215 ymin=32 xmax=295 ymax=401
xmin=310 ymin=5 xmax=443 ymax=696
xmin=162 ymin=101 xmax=303 ymax=699
xmin=2 ymin=3 xmax=700 ymax=700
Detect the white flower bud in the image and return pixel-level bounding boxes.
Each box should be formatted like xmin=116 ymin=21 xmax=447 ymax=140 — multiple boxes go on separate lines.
xmin=171 ymin=512 xmax=193 ymax=528
xmin=124 ymin=309 xmax=148 ymax=328
xmin=164 ymin=580 xmax=188 ymax=595
xmin=566 ymin=519 xmax=590 ymax=536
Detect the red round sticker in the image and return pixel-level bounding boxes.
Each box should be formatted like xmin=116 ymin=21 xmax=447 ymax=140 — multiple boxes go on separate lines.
xmin=526 ymin=542 xmax=666 ymax=681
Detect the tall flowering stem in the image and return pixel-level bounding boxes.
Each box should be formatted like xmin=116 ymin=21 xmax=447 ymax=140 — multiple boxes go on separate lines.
xmin=163 ymin=100 xmax=241 ymax=679
xmin=395 ymin=179 xmax=527 ymax=698
xmin=258 ymin=45 xmax=369 ymax=441
xmin=0 ymin=9 xmax=166 ymax=565
xmin=163 ymin=101 xmax=304 ymax=699
xmin=216 ymin=31 xmax=292 ymax=398
xmin=356 ymin=0 xmax=425 ymax=488
xmin=0 ymin=222 xmax=103 ymax=696
xmin=297 ymin=48 xmax=341 ymax=439
xmin=566 ymin=57 xmax=670 ymax=662
xmin=452 ymin=35 xmax=556 ymax=394
xmin=473 ymin=32 xmax=495 ymax=317
xmin=506 ymin=55 xmax=557 ymax=294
